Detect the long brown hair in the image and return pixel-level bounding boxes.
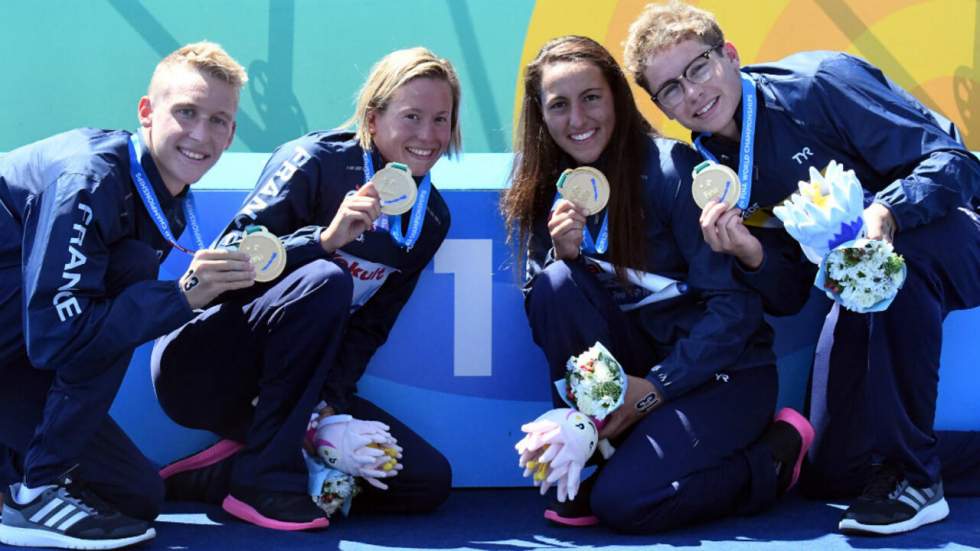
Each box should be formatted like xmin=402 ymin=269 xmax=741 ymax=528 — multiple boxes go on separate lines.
xmin=501 ymin=35 xmax=653 ymax=280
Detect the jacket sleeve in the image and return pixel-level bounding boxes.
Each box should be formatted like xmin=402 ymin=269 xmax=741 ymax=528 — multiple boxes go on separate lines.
xmin=733 ymin=226 xmax=815 ymax=316
xmin=23 ymin=173 xmax=194 ymax=372
xmin=521 ymin=211 xmax=569 ymax=296
xmin=644 ymin=148 xmax=768 ymax=401
xmin=215 ymin=141 xmax=333 ymax=271
xmin=320 ymin=216 xmax=451 ymax=413
xmin=811 ymin=55 xmax=980 ymax=231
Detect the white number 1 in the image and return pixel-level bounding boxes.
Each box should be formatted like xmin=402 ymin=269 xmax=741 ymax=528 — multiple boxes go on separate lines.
xmin=433 ymin=239 xmax=493 ymax=376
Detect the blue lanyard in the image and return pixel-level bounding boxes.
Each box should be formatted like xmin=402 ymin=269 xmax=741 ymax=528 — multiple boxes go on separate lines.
xmin=551 ymin=192 xmax=609 ymax=255
xmin=694 ymin=73 xmax=756 ymax=210
xmin=362 ymin=150 xmax=431 ymax=250
xmin=127 ymin=133 xmax=204 ymax=255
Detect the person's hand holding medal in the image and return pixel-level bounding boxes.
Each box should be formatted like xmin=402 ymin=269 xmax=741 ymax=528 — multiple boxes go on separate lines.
xmin=692 ymin=161 xmax=764 ymax=270
xmin=550 ymin=167 xmax=610 ymax=260
xmin=178 ymin=227 xmax=290 ymax=309
xmin=179 ymin=248 xmax=256 ymax=309
xmin=321 ymin=162 xmax=418 ymax=255
xmin=320 ymin=179 xmax=383 ymax=254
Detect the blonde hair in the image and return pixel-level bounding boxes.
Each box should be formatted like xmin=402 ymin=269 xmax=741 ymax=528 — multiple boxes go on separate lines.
xmin=150 ymin=41 xmax=248 ymax=94
xmin=344 ymin=47 xmax=462 ymax=157
xmin=624 ymin=0 xmax=724 ymax=92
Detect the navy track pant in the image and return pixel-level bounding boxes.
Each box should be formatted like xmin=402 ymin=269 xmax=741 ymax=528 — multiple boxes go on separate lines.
xmin=802 ymin=207 xmax=980 ymax=495
xmin=0 ymin=240 xmax=164 ymax=520
xmin=151 ymin=258 xmax=450 ymax=512
xmin=526 ymin=260 xmax=780 ymax=533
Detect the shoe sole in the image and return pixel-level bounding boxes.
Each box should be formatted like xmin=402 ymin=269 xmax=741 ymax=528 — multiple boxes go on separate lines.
xmin=544 ymin=509 xmax=599 ymax=527
xmin=774 ymin=408 xmax=815 ymax=491
xmin=0 ymin=524 xmax=155 ymax=550
xmin=221 ymin=495 xmax=328 ymax=531
xmin=838 ymin=497 xmax=949 ymax=535
xmin=159 ymin=439 xmax=244 ymax=480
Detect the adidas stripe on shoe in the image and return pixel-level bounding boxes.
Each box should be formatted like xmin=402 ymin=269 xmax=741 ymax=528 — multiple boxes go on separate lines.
xmin=839 ymin=466 xmax=949 ymax=535
xmin=0 ymin=482 xmax=154 ymax=549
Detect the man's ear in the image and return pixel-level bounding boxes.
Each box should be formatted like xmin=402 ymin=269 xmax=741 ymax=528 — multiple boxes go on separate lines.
xmin=137 ymin=96 xmax=153 ymax=128
xmin=722 ymin=42 xmax=740 ymax=66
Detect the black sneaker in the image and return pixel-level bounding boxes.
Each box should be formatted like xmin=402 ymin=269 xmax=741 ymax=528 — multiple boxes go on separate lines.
xmin=544 ymin=476 xmax=598 ymax=527
xmin=761 ymin=408 xmax=814 ymax=494
xmin=839 ymin=462 xmax=949 ymax=535
xmin=0 ymin=475 xmax=154 ymax=549
xmin=160 ymin=440 xmax=243 ymax=504
xmin=222 ymin=485 xmax=328 ymax=531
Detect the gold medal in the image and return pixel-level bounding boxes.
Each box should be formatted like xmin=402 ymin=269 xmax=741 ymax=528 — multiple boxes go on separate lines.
xmin=373 ymin=162 xmax=418 ymax=216
xmin=239 ymin=226 xmax=286 ymax=283
xmin=556 ymin=167 xmax=610 ymax=215
xmin=691 ymin=161 xmax=741 ymax=210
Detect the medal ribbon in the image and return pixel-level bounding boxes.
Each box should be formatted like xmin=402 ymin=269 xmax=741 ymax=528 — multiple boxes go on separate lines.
xmin=362 ymin=150 xmax=430 ymax=250
xmin=693 ymin=73 xmax=756 ymax=210
xmin=127 ymin=133 xmax=204 ymax=255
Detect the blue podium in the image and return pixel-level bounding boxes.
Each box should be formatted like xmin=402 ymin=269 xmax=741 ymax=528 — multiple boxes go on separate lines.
xmin=111 ymin=153 xmax=980 ymax=487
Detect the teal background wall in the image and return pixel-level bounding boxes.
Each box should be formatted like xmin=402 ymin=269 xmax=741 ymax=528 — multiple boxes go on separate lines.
xmin=0 ymin=0 xmax=533 ymax=154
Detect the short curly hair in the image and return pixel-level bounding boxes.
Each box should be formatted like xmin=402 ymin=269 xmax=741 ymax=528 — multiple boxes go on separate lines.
xmin=623 ymin=0 xmax=724 ymax=93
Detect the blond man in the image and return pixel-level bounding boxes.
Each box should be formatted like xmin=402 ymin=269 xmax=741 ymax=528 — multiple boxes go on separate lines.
xmin=0 ymin=42 xmax=251 ymax=549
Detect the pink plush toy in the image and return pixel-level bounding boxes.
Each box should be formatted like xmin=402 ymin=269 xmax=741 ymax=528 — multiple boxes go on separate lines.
xmin=314 ymin=414 xmax=403 ymax=490
xmin=515 ymin=408 xmax=598 ymax=502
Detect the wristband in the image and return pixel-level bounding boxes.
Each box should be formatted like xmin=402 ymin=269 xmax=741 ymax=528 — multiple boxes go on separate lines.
xmin=635 ymin=390 xmax=661 ymax=413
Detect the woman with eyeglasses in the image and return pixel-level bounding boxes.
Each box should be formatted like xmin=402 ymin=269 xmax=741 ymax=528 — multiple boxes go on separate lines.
xmin=501 ymin=35 xmax=812 ymax=534
xmin=625 ymin=0 xmax=980 ymax=537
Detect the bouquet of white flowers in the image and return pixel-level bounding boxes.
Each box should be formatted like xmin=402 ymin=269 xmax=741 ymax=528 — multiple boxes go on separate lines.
xmin=553 ymin=341 xmax=626 ymax=459
xmin=772 ymin=161 xmax=906 ymax=313
xmin=818 ymin=238 xmax=906 ymax=312
xmin=562 ymin=341 xmax=626 ymax=422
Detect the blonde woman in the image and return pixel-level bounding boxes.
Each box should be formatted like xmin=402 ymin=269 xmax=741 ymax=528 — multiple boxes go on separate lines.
xmin=152 ymin=47 xmax=459 ymax=531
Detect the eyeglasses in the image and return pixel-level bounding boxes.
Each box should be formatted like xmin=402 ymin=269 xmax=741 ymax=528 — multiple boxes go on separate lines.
xmin=651 ymin=43 xmax=724 ymax=109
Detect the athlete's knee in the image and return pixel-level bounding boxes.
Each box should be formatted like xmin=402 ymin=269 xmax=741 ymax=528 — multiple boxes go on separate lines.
xmin=526 ymin=261 xmax=582 ymax=318
xmin=293 ymin=259 xmax=354 ymax=316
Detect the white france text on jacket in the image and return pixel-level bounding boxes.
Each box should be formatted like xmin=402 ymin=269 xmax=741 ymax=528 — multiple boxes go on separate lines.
xmin=53 ymin=202 xmax=94 ymax=322
xmin=241 ymin=146 xmax=312 ymax=219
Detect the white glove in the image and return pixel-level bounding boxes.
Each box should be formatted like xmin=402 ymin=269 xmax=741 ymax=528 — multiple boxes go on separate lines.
xmin=514 ymin=408 xmax=597 ymax=502
xmin=314 ymin=414 xmax=403 ymax=490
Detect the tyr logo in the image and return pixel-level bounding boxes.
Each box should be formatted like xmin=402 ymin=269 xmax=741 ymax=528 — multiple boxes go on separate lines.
xmin=792 ymin=147 xmax=814 ymax=165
